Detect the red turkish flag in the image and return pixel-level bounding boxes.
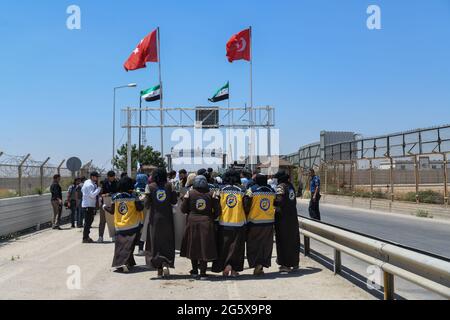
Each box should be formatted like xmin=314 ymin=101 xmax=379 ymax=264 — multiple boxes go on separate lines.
xmin=124 ymin=29 xmax=158 ymax=71
xmin=226 ymin=28 xmax=251 ymax=63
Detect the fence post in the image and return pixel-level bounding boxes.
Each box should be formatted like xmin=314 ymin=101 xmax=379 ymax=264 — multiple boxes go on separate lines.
xmin=413 ymin=155 xmax=420 ymax=204
xmin=304 ymin=236 xmax=311 ymax=256
xmin=389 ymin=157 xmax=394 ymax=211
xmin=336 ymin=163 xmax=340 ymax=193
xmin=350 ymin=161 xmax=355 ymax=205
xmin=57 ymin=159 xmax=65 ymax=176
xmin=40 ymin=157 xmax=51 ymax=195
xmin=369 ymin=160 xmax=373 ymax=209
xmin=18 ymin=154 xmax=30 ymax=197
xmin=443 ymin=153 xmax=448 ymax=208
xmin=383 ymin=272 xmax=395 ymax=300
xmin=334 ymin=249 xmax=342 ymax=275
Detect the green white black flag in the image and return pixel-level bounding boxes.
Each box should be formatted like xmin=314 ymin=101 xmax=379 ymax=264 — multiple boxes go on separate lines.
xmin=141 ymin=84 xmax=161 ymax=102
xmin=209 ymin=82 xmax=229 ymax=103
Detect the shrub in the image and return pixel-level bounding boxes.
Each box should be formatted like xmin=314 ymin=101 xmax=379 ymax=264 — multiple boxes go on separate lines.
xmin=416 ymin=209 xmax=433 ymax=218
xmin=402 ymin=190 xmax=444 ymax=205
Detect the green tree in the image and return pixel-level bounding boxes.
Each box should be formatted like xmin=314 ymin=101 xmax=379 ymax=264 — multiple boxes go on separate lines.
xmin=113 ymin=144 xmax=166 ymax=172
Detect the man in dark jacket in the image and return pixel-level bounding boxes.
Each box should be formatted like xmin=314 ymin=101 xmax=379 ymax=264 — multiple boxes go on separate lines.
xmin=50 ymin=174 xmax=63 ymax=230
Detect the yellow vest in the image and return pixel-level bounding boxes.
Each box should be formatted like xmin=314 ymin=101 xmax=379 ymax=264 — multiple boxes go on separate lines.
xmin=247 ymin=188 xmax=276 ymax=224
xmin=113 ymin=196 xmax=144 ymax=232
xmin=219 ymin=186 xmax=246 ymax=227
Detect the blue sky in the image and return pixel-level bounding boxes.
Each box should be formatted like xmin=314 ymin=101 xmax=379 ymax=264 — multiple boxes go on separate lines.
xmin=1 ymin=0 xmax=450 ymax=168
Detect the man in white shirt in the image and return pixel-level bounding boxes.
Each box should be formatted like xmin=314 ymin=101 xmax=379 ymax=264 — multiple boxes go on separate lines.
xmin=81 ymin=172 xmax=102 ymax=243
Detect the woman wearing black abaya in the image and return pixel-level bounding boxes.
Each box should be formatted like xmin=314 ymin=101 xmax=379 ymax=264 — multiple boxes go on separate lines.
xmin=180 ymin=175 xmax=220 ymax=279
xmin=144 ymin=168 xmax=178 ymax=278
xmin=212 ymin=169 xmax=247 ymax=277
xmin=274 ymin=171 xmax=300 ymax=273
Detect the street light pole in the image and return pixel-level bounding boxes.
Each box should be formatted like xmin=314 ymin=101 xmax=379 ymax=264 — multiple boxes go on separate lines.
xmin=113 ymin=83 xmax=137 ymax=170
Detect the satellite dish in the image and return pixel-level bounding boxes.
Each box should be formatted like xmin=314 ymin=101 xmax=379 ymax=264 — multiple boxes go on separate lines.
xmin=66 ymin=157 xmax=82 ymax=173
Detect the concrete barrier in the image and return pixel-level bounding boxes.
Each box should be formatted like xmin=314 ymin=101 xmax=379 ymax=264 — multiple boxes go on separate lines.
xmin=0 ymin=193 xmax=70 ymax=237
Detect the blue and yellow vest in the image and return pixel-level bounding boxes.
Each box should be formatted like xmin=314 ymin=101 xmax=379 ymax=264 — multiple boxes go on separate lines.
xmin=112 ymin=193 xmax=144 ymax=232
xmin=246 ymin=186 xmax=276 ymax=225
xmin=219 ymin=185 xmax=246 ymax=227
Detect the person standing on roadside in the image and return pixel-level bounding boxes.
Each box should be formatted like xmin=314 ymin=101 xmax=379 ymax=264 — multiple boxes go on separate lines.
xmin=67 ymin=178 xmax=81 ymax=228
xmin=308 ymin=168 xmax=321 ymax=221
xmin=50 ymin=174 xmax=63 ymax=230
xmin=274 ymin=171 xmax=300 ymax=274
xmin=98 ymin=171 xmax=118 ymax=243
xmin=81 ymin=172 xmax=102 ymax=243
xmin=76 ymin=177 xmax=86 ymax=228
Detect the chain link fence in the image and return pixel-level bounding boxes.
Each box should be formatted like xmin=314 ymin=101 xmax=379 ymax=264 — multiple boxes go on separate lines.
xmin=296 ymin=153 xmax=449 ymax=206
xmin=0 ymin=153 xmax=84 ymax=199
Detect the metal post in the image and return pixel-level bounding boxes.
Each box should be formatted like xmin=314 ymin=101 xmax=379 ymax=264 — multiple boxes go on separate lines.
xmin=336 ymin=163 xmax=341 ymax=194
xmin=443 ymin=153 xmax=448 ymax=207
xmin=127 ymin=107 xmax=132 ymax=177
xmin=413 ymin=155 xmax=420 ymax=204
xmin=113 ymin=88 xmax=116 ymax=169
xmin=157 ymin=27 xmax=164 ymax=161
xmin=18 ymin=154 xmax=30 ymax=197
xmin=383 ymin=272 xmax=395 ymax=300
xmin=334 ymin=249 xmax=342 ymax=275
xmin=304 ymin=236 xmax=311 ymax=256
xmin=343 ymin=163 xmax=346 ymax=193
xmin=138 ymin=95 xmax=142 ymax=164
xmin=40 ymin=157 xmax=50 ymax=195
xmin=57 ymin=159 xmax=65 ymax=176
xmin=369 ymin=160 xmax=373 ymax=209
xmin=350 ymin=161 xmax=355 ymax=204
xmin=389 ymin=157 xmax=394 ymax=210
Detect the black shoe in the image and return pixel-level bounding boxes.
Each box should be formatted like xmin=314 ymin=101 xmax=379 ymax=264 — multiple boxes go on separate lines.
xmin=53 ymin=226 xmax=62 ymax=230
xmin=82 ymin=238 xmax=94 ymax=244
xmin=199 ymin=274 xmax=209 ymax=281
xmin=71 ymin=225 xmax=76 ymax=228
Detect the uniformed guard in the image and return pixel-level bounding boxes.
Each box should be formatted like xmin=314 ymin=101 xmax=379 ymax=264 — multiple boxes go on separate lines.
xmin=180 ymin=175 xmax=220 ymax=279
xmin=274 ymin=171 xmax=301 ymax=274
xmin=212 ymin=169 xmax=247 ymax=277
xmin=103 ymin=177 xmax=144 ymax=273
xmin=244 ymin=174 xmax=276 ymax=276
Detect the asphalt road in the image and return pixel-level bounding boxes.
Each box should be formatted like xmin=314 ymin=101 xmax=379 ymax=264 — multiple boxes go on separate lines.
xmin=297 ymin=200 xmax=450 ymax=300
xmin=297 ymin=200 xmax=450 ymax=258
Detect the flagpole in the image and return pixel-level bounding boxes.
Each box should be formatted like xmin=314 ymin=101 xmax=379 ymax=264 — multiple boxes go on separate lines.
xmin=249 ymin=26 xmax=255 ymax=171
xmin=157 ymin=26 xmax=164 ymax=164
xmin=138 ymin=94 xmax=142 ymax=164
xmin=228 ymin=81 xmax=232 ymax=165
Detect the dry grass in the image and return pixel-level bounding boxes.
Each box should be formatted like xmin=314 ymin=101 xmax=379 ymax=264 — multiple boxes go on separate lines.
xmin=0 ymin=188 xmax=17 ymax=199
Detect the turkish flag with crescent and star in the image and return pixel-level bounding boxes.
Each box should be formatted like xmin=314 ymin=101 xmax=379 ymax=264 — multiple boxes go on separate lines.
xmin=124 ymin=29 xmax=158 ymax=71
xmin=226 ymin=28 xmax=251 ymax=63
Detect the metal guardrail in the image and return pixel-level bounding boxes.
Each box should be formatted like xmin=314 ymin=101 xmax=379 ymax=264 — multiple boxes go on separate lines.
xmin=299 ymin=217 xmax=450 ymax=300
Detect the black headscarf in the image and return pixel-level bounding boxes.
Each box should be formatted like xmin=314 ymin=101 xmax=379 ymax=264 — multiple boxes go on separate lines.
xmin=118 ymin=177 xmax=134 ymax=193
xmin=223 ymin=169 xmax=241 ymax=186
xmin=152 ymin=168 xmax=168 ymax=187
xmin=254 ymin=174 xmax=268 ymax=187
xmin=274 ymin=171 xmax=289 ymax=184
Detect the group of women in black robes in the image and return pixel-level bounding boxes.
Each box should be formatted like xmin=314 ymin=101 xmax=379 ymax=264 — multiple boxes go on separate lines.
xmin=114 ymin=167 xmax=301 ymax=279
